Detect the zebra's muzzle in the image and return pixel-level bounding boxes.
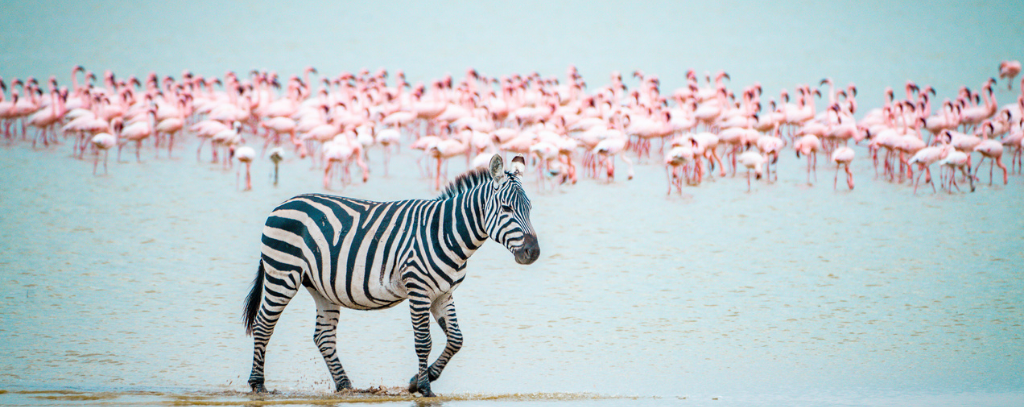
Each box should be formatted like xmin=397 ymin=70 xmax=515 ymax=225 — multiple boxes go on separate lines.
xmin=514 ymin=234 xmax=540 ymax=265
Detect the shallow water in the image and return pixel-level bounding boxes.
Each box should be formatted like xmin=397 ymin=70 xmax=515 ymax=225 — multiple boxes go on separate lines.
xmin=2 ymin=138 xmax=1023 ymax=406
xmin=2 ymin=1 xmax=1024 ymax=406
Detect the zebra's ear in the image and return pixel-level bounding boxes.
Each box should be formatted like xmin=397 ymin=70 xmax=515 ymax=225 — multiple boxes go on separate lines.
xmin=511 ymin=155 xmax=526 ymax=176
xmin=489 ymin=154 xmax=506 ymax=185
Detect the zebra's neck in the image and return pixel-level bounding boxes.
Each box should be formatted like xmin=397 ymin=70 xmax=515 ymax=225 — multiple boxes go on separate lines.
xmin=431 ymin=182 xmax=492 ymax=264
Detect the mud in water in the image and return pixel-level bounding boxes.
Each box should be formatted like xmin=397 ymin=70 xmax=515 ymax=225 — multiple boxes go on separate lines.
xmin=5 ymin=389 xmax=643 ymax=406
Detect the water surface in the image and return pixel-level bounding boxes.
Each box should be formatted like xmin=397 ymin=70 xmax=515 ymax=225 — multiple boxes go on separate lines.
xmin=1 ymin=1 xmax=1023 ymax=406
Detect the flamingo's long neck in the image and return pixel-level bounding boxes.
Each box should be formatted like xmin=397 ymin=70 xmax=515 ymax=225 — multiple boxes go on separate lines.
xmin=71 ymin=69 xmax=80 ymax=94
xmin=27 ymin=84 xmax=39 ymax=107
xmin=227 ymin=82 xmax=238 ymax=105
xmin=900 ymin=108 xmax=910 ymax=133
xmin=808 ymin=89 xmax=817 ymax=116
xmin=49 ymin=89 xmax=59 ymax=117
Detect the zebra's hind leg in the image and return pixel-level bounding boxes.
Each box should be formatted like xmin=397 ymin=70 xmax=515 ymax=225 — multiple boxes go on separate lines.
xmin=426 ymin=293 xmax=462 ymax=383
xmin=307 ymin=288 xmax=353 ymax=392
xmin=247 ymin=263 xmax=302 ymax=393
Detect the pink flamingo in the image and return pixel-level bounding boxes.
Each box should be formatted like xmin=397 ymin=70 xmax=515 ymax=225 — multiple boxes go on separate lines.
xmin=322 ymin=137 xmax=368 ymax=189
xmin=592 ymin=135 xmax=633 ymax=182
xmin=382 ymin=110 xmax=417 ymax=138
xmin=825 ymin=105 xmax=859 ymax=147
xmin=959 ymin=80 xmax=996 ymax=130
xmin=693 ymin=88 xmax=726 ymax=131
xmin=301 ymin=121 xmax=342 ymax=165
xmin=528 ymin=140 xmax=560 ymax=189
xmin=154 ymin=98 xmax=185 ymax=158
xmin=945 ymin=129 xmax=981 ymax=174
xmin=923 ymin=100 xmax=960 ymax=136
xmin=718 ymin=123 xmax=758 ymax=176
xmin=736 ymin=150 xmax=766 ymax=192
xmin=895 ymin=121 xmax=927 ymax=182
xmin=90 ymin=118 xmax=122 ymax=175
xmin=999 ymin=61 xmax=1021 ymax=90
xmin=907 ymin=137 xmax=949 ymax=194
xmin=259 ymin=116 xmax=298 ymax=154
xmin=11 ymin=79 xmax=41 ymax=138
xmin=375 ymin=128 xmax=402 ymax=176
xmin=937 ymin=149 xmax=974 ymax=193
xmin=755 ymin=126 xmax=785 ymax=183
xmin=430 ymin=132 xmax=471 ymax=190
xmin=555 ymin=136 xmax=579 ymax=185
xmin=499 ymin=130 xmax=536 ymax=157
xmin=211 ymin=122 xmax=243 ymax=167
xmin=626 ymin=110 xmax=673 ymax=159
xmin=973 ymin=121 xmax=1007 ymax=185
xmin=1002 ymin=118 xmax=1023 ymax=173
xmin=410 ymin=134 xmax=442 ymax=177
xmin=63 ymin=109 xmax=110 ymax=158
xmin=0 ymin=88 xmax=20 ymax=139
xmin=191 ymin=119 xmax=230 ymax=161
xmin=120 ymin=107 xmax=155 ymax=162
xmin=667 ymin=134 xmax=704 ymax=183
xmin=793 ymin=133 xmax=822 ymax=184
xmin=235 ymin=146 xmax=256 ymax=191
xmin=830 ymin=147 xmax=855 ymax=190
xmin=664 ymin=139 xmax=698 ymax=194
xmin=28 ymin=85 xmax=67 ymax=147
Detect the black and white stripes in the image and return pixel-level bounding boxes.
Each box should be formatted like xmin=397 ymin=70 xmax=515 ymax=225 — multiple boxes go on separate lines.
xmin=243 ymin=154 xmax=539 ymax=397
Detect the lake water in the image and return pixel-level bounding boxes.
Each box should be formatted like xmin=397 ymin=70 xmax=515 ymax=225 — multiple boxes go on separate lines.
xmin=1 ymin=1 xmax=1023 ymax=406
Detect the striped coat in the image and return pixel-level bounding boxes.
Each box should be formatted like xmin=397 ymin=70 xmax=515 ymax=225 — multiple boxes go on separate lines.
xmin=243 ymin=155 xmax=539 ymax=397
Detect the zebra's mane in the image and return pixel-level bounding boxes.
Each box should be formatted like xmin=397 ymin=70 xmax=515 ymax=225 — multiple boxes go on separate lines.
xmin=435 ymin=167 xmax=493 ymax=200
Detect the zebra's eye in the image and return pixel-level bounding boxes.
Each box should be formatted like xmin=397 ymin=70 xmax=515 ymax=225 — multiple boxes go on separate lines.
xmin=500 ymin=205 xmax=513 ymax=213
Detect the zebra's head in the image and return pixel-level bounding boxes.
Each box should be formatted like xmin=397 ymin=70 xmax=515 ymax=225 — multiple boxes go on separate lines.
xmin=486 ymin=154 xmax=540 ymax=265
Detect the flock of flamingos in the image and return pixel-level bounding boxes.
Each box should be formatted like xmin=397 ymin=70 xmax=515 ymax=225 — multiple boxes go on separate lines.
xmin=2 ymin=61 xmax=1023 ymax=194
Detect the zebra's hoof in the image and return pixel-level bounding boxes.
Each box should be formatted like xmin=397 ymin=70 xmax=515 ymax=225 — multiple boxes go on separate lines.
xmin=408 ymin=375 xmax=418 ymax=393
xmin=408 ymin=376 xmax=435 ymax=397
xmin=250 ymin=383 xmax=267 ymax=394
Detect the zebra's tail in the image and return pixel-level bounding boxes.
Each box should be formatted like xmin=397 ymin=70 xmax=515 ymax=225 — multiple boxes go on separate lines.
xmin=243 ymin=260 xmax=265 ymax=337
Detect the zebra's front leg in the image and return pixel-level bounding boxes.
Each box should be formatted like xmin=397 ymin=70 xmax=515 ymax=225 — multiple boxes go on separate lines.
xmin=308 ymin=288 xmax=353 ymax=392
xmin=426 ymin=293 xmax=462 ymax=382
xmin=406 ymin=293 xmax=436 ymax=397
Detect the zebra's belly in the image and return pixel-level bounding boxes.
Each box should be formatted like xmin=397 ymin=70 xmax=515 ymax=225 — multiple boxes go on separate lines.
xmin=320 ymin=254 xmax=407 ymax=310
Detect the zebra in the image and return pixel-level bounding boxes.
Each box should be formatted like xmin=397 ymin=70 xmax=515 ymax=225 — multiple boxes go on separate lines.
xmin=242 ymin=154 xmax=540 ymax=397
